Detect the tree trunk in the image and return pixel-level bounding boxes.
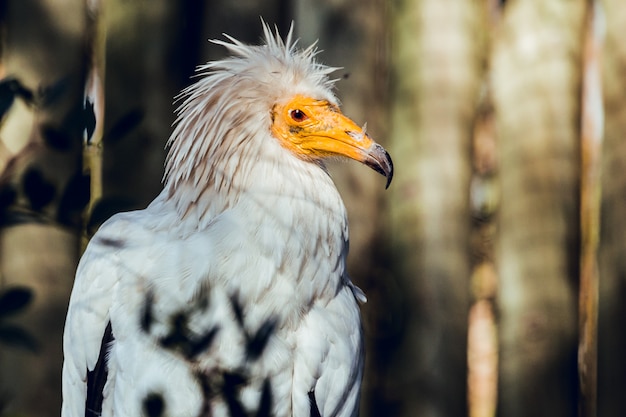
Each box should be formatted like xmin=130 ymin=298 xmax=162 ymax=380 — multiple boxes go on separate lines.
xmin=387 ymin=0 xmax=484 ymax=415
xmin=598 ymin=0 xmax=626 ymax=415
xmin=0 ymin=1 xmax=87 ymax=415
xmin=491 ymin=1 xmax=584 ymax=416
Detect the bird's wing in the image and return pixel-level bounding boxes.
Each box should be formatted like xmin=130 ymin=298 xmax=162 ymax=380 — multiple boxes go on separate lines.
xmin=63 ymin=207 xmax=277 ymax=417
xmin=61 ymin=215 xmax=135 ymax=417
xmin=293 ymin=285 xmax=364 ymax=417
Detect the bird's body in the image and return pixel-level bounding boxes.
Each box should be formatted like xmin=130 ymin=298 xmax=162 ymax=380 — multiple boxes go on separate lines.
xmin=62 ymin=23 xmax=391 ymax=417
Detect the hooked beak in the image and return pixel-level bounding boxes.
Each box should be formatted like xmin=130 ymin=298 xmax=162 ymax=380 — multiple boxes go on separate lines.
xmin=362 ymin=142 xmax=393 ymax=189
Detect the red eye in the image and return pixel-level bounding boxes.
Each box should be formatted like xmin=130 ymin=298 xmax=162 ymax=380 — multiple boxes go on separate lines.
xmin=290 ymin=109 xmax=308 ymax=122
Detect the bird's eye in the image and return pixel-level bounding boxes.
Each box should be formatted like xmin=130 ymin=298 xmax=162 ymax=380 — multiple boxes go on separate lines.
xmin=290 ymin=109 xmax=308 ymax=122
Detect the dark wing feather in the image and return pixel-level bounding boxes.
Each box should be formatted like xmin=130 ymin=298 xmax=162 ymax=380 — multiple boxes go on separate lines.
xmin=309 ymin=390 xmax=322 ymax=417
xmin=85 ymin=321 xmax=113 ymax=417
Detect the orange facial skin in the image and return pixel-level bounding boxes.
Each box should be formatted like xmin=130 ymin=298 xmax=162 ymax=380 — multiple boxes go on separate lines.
xmin=271 ymin=95 xmax=393 ymax=188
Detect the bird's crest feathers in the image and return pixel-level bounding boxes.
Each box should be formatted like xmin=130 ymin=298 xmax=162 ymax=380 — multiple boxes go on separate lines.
xmin=163 ymin=21 xmax=340 ymax=205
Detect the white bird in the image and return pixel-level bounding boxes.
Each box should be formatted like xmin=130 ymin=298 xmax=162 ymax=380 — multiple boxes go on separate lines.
xmin=62 ymin=22 xmax=392 ymax=417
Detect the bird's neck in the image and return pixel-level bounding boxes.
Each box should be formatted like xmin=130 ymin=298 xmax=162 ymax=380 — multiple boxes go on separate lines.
xmin=158 ymin=138 xmax=348 ymax=240
xmin=151 ymin=143 xmax=351 ymax=323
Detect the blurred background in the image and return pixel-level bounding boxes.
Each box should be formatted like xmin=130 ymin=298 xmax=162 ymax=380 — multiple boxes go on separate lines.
xmin=0 ymin=0 xmax=624 ymax=416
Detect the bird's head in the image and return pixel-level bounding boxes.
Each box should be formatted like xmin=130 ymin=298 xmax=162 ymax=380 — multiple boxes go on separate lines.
xmin=164 ymin=21 xmax=393 ymax=204
xmin=271 ymin=94 xmax=392 ymax=188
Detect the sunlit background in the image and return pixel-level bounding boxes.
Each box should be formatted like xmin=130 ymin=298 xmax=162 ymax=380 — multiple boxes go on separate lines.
xmin=0 ymin=0 xmax=623 ymax=416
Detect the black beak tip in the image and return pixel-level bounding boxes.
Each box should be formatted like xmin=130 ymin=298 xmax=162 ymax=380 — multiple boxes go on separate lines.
xmin=384 ymin=150 xmax=393 ymax=189
xmin=366 ymin=146 xmax=393 ymax=189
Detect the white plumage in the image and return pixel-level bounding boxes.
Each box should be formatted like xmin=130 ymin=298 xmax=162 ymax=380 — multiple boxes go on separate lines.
xmin=62 ymin=22 xmax=392 ymax=417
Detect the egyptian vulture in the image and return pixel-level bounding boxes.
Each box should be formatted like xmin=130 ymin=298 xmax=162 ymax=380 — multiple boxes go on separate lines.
xmin=62 ymin=22 xmax=392 ymax=417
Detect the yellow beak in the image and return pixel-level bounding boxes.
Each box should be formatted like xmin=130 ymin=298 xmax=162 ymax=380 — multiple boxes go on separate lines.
xmin=271 ymin=95 xmax=393 ymax=188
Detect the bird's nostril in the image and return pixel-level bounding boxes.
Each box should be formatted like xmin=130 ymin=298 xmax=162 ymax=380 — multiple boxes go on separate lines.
xmin=346 ymin=130 xmax=365 ymax=141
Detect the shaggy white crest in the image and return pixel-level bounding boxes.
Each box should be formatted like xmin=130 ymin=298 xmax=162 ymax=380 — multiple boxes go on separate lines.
xmin=164 ymin=23 xmax=338 ymax=206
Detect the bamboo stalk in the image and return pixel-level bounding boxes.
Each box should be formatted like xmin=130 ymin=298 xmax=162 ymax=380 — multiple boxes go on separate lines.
xmin=578 ymin=1 xmax=604 ymax=416
xmin=82 ymin=0 xmax=106 ymax=247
